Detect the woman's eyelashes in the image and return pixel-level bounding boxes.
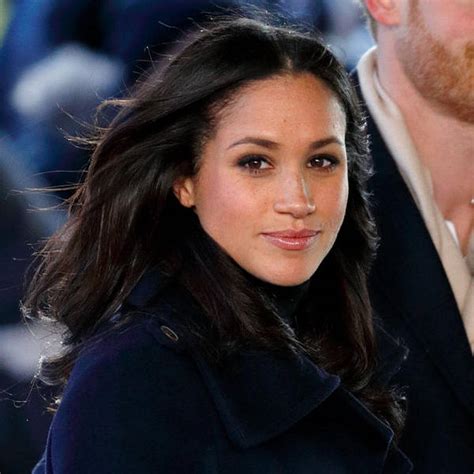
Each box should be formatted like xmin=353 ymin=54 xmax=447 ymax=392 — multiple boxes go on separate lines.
xmin=236 ymin=153 xmax=341 ymax=175
xmin=308 ymin=154 xmax=340 ymax=171
xmin=237 ymin=155 xmax=272 ymax=173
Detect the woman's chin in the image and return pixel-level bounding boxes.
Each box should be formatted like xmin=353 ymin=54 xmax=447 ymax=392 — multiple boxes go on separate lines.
xmin=250 ymin=270 xmax=314 ymax=287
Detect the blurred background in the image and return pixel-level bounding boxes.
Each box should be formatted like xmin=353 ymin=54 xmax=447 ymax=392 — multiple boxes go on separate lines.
xmin=0 ymin=0 xmax=372 ymax=472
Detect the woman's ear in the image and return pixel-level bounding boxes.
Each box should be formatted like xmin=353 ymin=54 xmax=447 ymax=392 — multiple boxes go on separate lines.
xmin=172 ymin=177 xmax=196 ymax=208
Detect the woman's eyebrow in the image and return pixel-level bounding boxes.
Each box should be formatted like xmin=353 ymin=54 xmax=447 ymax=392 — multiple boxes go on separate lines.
xmin=308 ymin=136 xmax=344 ymax=150
xmin=227 ymin=137 xmax=279 ymax=150
xmin=227 ymin=136 xmax=344 ymax=150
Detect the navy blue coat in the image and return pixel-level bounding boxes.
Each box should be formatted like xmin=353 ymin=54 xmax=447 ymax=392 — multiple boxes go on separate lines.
xmin=34 ymin=272 xmax=412 ymax=473
xmin=352 ymin=72 xmax=474 ymax=472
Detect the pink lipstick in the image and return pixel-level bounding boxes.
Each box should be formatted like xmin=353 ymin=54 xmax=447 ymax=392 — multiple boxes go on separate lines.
xmin=261 ymin=229 xmax=321 ymax=250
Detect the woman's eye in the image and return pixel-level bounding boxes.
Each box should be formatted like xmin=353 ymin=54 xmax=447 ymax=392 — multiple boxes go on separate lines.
xmin=238 ymin=156 xmax=271 ymax=171
xmin=308 ymin=155 xmax=338 ymax=170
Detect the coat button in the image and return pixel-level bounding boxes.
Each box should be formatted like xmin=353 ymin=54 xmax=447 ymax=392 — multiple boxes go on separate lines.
xmin=160 ymin=325 xmax=179 ymax=342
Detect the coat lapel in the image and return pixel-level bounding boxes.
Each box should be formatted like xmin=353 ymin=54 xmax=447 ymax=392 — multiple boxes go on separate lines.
xmin=191 ymin=343 xmax=411 ymax=472
xmin=354 ymin=75 xmax=474 ymax=417
xmin=192 ymin=348 xmax=340 ymax=449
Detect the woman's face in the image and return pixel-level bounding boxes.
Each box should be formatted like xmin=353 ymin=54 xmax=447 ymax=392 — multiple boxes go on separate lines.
xmin=174 ymin=73 xmax=348 ymax=286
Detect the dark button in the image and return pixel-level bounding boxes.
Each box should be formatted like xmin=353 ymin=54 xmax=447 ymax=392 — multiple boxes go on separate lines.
xmin=160 ymin=325 xmax=179 ymax=342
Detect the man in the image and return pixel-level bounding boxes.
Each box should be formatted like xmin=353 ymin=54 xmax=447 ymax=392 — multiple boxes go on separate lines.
xmin=354 ymin=0 xmax=473 ymax=471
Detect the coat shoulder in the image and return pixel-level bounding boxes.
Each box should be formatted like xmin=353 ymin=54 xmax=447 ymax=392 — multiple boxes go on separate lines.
xmin=73 ymin=317 xmax=183 ymax=377
xmin=47 ymin=316 xmax=219 ymax=473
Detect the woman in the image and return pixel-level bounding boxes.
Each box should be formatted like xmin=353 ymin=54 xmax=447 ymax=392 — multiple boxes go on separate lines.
xmin=27 ymin=16 xmax=412 ymax=473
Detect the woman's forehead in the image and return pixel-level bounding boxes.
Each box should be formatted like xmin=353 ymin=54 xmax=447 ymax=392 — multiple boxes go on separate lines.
xmin=210 ymin=73 xmax=347 ymax=143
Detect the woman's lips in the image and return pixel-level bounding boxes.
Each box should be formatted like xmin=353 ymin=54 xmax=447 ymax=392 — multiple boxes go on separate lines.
xmin=261 ymin=230 xmax=321 ymax=250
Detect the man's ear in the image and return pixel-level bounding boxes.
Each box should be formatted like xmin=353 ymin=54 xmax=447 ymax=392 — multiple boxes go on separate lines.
xmin=172 ymin=177 xmax=196 ymax=208
xmin=364 ymin=0 xmax=401 ymax=27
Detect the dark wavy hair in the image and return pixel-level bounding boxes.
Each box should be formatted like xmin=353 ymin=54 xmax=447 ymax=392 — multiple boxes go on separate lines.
xmin=24 ymin=16 xmax=404 ymax=437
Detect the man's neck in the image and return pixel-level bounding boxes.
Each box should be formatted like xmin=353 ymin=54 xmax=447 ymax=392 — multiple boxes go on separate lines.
xmin=375 ymin=44 xmax=473 ymax=253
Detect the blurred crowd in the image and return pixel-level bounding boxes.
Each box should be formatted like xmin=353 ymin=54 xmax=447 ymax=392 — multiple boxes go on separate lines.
xmin=0 ymin=1 xmax=372 ymax=472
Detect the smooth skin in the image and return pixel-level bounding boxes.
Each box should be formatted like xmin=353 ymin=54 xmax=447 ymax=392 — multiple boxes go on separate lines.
xmin=174 ymin=73 xmax=348 ymax=286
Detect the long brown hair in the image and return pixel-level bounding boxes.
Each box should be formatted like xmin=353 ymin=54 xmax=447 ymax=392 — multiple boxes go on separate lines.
xmin=24 ymin=16 xmax=404 ymax=436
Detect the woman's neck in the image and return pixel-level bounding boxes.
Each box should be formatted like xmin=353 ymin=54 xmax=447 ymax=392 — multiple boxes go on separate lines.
xmin=248 ymin=275 xmax=310 ymax=328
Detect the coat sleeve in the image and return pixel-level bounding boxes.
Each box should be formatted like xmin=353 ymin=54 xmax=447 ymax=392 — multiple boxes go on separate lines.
xmin=46 ymin=326 xmax=219 ymax=474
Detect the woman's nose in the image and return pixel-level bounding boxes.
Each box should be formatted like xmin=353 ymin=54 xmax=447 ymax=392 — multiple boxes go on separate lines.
xmin=273 ymin=173 xmax=316 ymax=218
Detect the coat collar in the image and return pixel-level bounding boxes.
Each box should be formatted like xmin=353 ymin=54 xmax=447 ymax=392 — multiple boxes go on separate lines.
xmin=352 ymin=71 xmax=474 ymax=418
xmin=126 ymin=269 xmax=409 ymax=452
xmin=126 ymin=271 xmax=340 ymax=447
